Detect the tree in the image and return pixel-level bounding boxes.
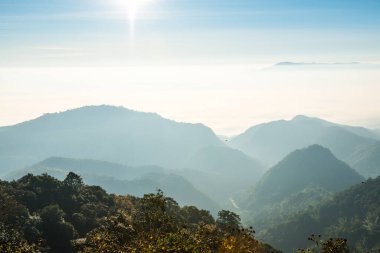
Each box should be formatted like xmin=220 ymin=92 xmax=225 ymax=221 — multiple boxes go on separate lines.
xmin=216 ymin=210 xmax=241 ymax=233
xmin=63 ymin=172 xmax=83 ymax=193
xmin=0 ymin=223 xmax=40 ymax=253
xmin=40 ymin=205 xmax=77 ymax=253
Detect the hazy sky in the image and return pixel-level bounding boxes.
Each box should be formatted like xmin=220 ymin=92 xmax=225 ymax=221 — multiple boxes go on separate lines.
xmin=1 ymin=0 xmax=380 ymax=135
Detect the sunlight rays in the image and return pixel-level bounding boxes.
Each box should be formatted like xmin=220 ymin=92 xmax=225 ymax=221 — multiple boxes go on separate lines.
xmin=112 ymin=0 xmax=156 ymax=52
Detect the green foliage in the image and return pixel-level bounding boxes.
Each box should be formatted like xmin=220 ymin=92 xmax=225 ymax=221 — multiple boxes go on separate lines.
xmin=0 ymin=172 xmax=115 ymax=253
xmin=1 ymin=173 xmax=280 ymax=253
xmin=297 ymin=235 xmax=350 ymax=253
xmin=77 ymin=191 xmax=277 ymax=253
xmin=216 ymin=210 xmax=241 ymax=233
xmin=258 ymin=176 xmax=380 ymax=252
xmin=4 ymin=171 xmax=376 ymax=253
xmin=0 ymin=223 xmax=40 ymax=253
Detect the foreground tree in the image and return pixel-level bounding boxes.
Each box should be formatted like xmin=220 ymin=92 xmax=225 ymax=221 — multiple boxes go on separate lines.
xmin=77 ymin=191 xmax=279 ymax=253
xmin=297 ymin=234 xmax=351 ymax=253
xmin=0 ymin=223 xmax=40 ymax=253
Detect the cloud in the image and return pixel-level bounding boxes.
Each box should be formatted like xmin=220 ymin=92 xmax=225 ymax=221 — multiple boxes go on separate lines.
xmin=273 ymin=61 xmax=380 ymax=69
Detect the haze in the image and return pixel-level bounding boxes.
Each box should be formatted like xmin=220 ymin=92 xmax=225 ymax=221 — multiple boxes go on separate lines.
xmin=1 ymin=0 xmax=380 ymax=135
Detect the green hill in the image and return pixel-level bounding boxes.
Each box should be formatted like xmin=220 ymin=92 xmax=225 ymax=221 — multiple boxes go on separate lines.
xmin=238 ymin=145 xmax=363 ymax=238
xmin=259 ymin=176 xmax=380 ymax=252
xmin=244 ymin=145 xmax=363 ymax=208
xmin=7 ymin=157 xmax=220 ymax=214
xmin=0 ymin=173 xmax=281 ymax=253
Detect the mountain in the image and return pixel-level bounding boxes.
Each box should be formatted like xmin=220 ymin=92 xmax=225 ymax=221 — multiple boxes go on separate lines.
xmin=7 ymin=157 xmax=220 ymax=214
xmin=229 ymin=115 xmax=377 ymax=167
xmin=6 ymin=156 xmax=166 ymax=180
xmin=247 ymin=145 xmax=363 ymax=207
xmin=0 ymin=105 xmax=267 ymax=207
xmin=0 ymin=105 xmax=224 ymax=175
xmin=258 ymin=176 xmax=380 ymax=252
xmin=179 ymin=146 xmax=265 ymax=203
xmin=237 ymin=145 xmax=363 ymax=233
xmin=346 ymin=142 xmax=380 ymax=178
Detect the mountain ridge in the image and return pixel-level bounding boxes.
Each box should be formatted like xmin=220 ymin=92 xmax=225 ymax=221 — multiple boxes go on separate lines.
xmin=0 ymin=105 xmax=224 ymax=175
xmin=6 ymin=156 xmax=220 ymax=214
xmin=229 ymin=115 xmax=378 ymax=174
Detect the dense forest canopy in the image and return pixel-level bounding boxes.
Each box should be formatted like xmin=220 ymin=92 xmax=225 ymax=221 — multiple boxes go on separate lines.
xmin=1 ymin=172 xmax=365 ymax=253
xmin=0 ymin=173 xmax=281 ymax=253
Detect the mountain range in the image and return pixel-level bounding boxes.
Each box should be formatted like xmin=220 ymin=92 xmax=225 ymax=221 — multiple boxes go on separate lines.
xmin=229 ymin=115 xmax=380 ymax=178
xmin=0 ymin=105 xmax=223 ymax=175
xmin=6 ymin=157 xmax=220 ymax=214
xmin=1 ymin=105 xmax=379 ymax=252
xmin=0 ymin=105 xmax=265 ymax=208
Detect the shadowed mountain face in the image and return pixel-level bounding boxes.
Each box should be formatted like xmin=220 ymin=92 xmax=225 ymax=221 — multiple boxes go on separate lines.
xmin=347 ymin=142 xmax=380 ymax=178
xmin=179 ymin=146 xmax=265 ymax=203
xmin=229 ymin=115 xmax=378 ymax=170
xmin=6 ymin=156 xmax=167 ymax=181
xmin=259 ymin=176 xmax=380 ymax=253
xmin=237 ymin=145 xmax=363 ymax=228
xmin=6 ymin=157 xmax=220 ymax=214
xmin=0 ymin=105 xmax=224 ymax=175
xmin=247 ymin=145 xmax=363 ymax=207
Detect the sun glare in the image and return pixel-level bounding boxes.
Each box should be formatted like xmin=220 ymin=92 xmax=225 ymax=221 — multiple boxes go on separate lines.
xmin=112 ymin=0 xmax=156 ymax=51
xmin=114 ymin=0 xmax=155 ymax=25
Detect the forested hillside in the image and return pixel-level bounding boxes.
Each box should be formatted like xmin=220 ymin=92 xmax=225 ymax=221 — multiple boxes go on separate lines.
xmin=0 ymin=172 xmax=281 ymax=253
xmin=7 ymin=157 xmax=220 ymax=213
xmin=238 ymin=145 xmax=363 ymax=219
xmin=258 ymin=176 xmax=380 ymax=252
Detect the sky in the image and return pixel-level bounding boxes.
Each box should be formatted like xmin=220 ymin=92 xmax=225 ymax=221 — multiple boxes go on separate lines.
xmin=1 ymin=0 xmax=380 ymax=135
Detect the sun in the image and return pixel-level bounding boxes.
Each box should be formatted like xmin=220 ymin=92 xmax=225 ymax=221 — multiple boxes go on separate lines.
xmin=113 ymin=0 xmax=155 ymax=26
xmin=112 ymin=0 xmax=156 ymax=50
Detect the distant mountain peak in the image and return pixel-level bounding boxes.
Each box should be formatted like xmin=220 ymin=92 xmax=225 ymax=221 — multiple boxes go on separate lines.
xmin=251 ymin=144 xmax=363 ymax=203
xmin=290 ymin=115 xmax=330 ymax=125
xmin=292 ymin=115 xmax=317 ymax=121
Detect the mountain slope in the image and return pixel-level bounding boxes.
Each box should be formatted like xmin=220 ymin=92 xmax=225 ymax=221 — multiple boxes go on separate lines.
xmin=259 ymin=176 xmax=380 ymax=252
xmin=6 ymin=156 xmax=166 ymax=180
xmin=229 ymin=115 xmax=377 ymax=168
xmin=179 ymin=146 xmax=265 ymax=203
xmin=237 ymin=145 xmax=363 ymax=234
xmin=0 ymin=105 xmax=224 ymax=175
xmin=347 ymin=141 xmax=380 ymax=178
xmin=7 ymin=157 xmax=220 ymax=214
xmin=249 ymin=145 xmax=363 ymax=206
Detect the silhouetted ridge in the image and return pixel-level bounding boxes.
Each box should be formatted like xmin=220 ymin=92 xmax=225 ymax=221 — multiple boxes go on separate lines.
xmin=0 ymin=105 xmax=224 ymax=174
xmin=229 ymin=115 xmax=378 ymax=172
xmin=6 ymin=156 xmax=220 ymax=213
xmin=238 ymin=144 xmax=363 ymax=214
xmin=253 ymin=145 xmax=363 ymax=204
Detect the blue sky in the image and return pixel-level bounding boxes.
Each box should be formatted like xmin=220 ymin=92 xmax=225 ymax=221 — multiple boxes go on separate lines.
xmin=1 ymin=0 xmax=380 ymax=134
xmin=1 ymin=0 xmax=380 ymax=66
